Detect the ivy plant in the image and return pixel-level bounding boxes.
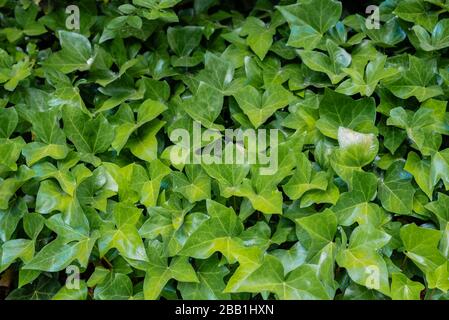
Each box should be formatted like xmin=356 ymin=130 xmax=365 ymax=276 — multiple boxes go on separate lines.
xmin=1 ymin=0 xmax=449 ymax=301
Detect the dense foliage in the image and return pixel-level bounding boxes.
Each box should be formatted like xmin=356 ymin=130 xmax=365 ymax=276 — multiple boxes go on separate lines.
xmin=1 ymin=0 xmax=449 ymax=300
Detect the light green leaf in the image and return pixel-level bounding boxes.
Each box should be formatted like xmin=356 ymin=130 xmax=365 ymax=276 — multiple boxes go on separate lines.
xmin=278 ymin=0 xmax=342 ymax=50
xmin=413 ymin=19 xmax=449 ymax=51
xmin=316 ymin=89 xmax=377 ymax=139
xmin=44 ymin=31 xmax=94 ymax=73
xmin=283 ymin=153 xmax=328 ymax=200
xmin=298 ymin=40 xmax=351 ymax=84
xmin=378 ymin=161 xmax=415 ymax=215
xmin=331 ymin=127 xmax=379 ymax=183
xmin=383 ymin=55 xmax=443 ymax=102
xmin=390 ymin=273 xmax=424 ymax=300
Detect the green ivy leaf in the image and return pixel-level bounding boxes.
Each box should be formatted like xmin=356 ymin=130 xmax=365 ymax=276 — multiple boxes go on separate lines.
xmin=390 ymin=273 xmax=424 ymax=300
xmin=44 ymin=31 xmax=94 ymax=73
xmin=383 ymin=55 xmax=443 ymax=102
xmin=233 ymin=83 xmax=293 ymax=129
xmin=178 ymin=255 xmax=230 ymax=300
xmin=231 ymin=254 xmax=334 ymax=299
xmin=316 ymin=89 xmax=377 ymax=139
xmin=413 ymin=19 xmax=449 ymax=51
xmin=278 ymin=0 xmax=342 ymax=50
xmin=378 ymin=161 xmax=415 ymax=215
xmin=394 ymin=0 xmax=439 ymax=32
xmin=298 ymin=40 xmax=351 ymax=84
xmin=401 ymin=223 xmax=445 ymax=272
xmin=336 ymin=54 xmax=399 ymax=96
xmin=143 ymin=240 xmax=198 ymax=300
xmin=240 ymin=17 xmax=278 ymax=60
xmin=283 ymin=153 xmax=328 ymax=200
xmin=331 ymin=127 xmax=379 ymax=183
xmin=336 ymin=225 xmax=391 ymax=295
xmin=171 ymin=164 xmax=211 ymax=203
xmin=63 ymin=106 xmax=114 ymax=159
